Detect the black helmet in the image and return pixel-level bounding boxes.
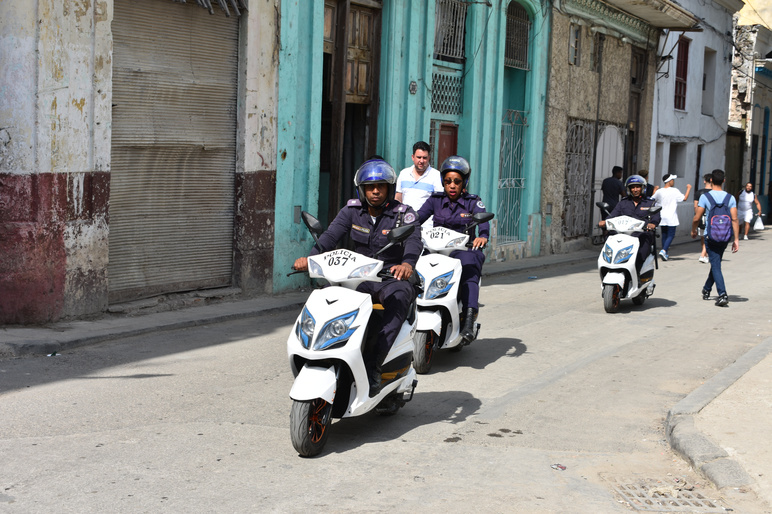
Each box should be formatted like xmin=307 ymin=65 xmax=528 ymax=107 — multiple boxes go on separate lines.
xmin=624 ymin=174 xmax=646 ymax=192
xmin=353 ymin=158 xmax=397 ymax=206
xmin=440 ymin=156 xmax=471 ymax=188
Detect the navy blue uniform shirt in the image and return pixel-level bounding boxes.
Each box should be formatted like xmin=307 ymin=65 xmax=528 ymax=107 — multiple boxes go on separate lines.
xmin=310 ymin=199 xmax=423 ymax=268
xmin=608 ymin=195 xmax=661 ymax=228
xmin=416 ymin=192 xmax=490 ymax=239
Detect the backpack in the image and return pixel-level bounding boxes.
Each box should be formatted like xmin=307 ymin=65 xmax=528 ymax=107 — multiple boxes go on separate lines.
xmin=704 ymin=192 xmax=733 ymax=242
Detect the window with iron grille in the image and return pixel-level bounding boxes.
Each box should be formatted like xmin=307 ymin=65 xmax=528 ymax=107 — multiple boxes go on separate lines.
xmin=434 ymin=0 xmax=468 ymax=63
xmin=674 ymin=37 xmax=689 ymax=110
xmin=505 ymin=2 xmax=530 ymax=70
xmin=568 ymin=24 xmax=581 ymax=66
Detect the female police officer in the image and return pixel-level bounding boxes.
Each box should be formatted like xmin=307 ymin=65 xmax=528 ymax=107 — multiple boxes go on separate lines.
xmin=416 ymin=156 xmax=490 ymax=343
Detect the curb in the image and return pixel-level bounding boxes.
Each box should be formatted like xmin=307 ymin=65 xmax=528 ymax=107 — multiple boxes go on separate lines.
xmin=666 ymin=337 xmax=772 ymax=489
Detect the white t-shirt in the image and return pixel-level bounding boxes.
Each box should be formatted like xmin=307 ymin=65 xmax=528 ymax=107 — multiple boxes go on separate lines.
xmin=396 ymin=165 xmax=443 ymax=211
xmin=652 ymin=186 xmax=686 ymax=226
xmin=738 ymin=190 xmax=755 ymax=212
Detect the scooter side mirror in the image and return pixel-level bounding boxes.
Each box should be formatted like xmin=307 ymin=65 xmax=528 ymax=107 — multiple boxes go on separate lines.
xmin=375 ymin=224 xmax=416 ymax=257
xmin=301 ymin=211 xmax=324 ymax=243
xmin=473 ymin=212 xmax=495 ymax=224
xmin=649 ymin=205 xmax=662 ymax=214
xmin=596 ymin=201 xmax=611 ymax=217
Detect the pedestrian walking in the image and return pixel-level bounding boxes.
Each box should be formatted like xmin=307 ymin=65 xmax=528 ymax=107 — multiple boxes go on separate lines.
xmin=736 ymin=182 xmax=763 ymax=240
xmin=394 ymin=141 xmax=443 ymax=212
xmin=690 ymin=169 xmax=739 ymax=307
xmin=652 ymin=173 xmax=691 ymax=260
xmin=694 ymin=173 xmax=713 ymax=263
xmin=639 ymin=169 xmax=658 ymax=198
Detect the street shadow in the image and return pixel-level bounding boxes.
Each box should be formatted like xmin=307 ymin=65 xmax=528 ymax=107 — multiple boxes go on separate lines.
xmin=428 ymin=337 xmax=526 ymax=373
xmin=485 ymin=260 xmax=597 ymax=287
xmin=321 ymin=390 xmax=482 ymax=455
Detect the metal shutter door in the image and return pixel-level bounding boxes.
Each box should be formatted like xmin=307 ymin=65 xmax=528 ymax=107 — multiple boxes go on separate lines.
xmin=110 ymin=0 xmax=237 ymax=303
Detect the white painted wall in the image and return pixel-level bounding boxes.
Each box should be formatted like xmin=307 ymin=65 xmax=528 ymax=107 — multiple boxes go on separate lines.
xmin=649 ymin=0 xmax=744 ymax=238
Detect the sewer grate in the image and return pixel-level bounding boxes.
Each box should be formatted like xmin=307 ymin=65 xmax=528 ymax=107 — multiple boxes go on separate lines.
xmin=602 ymin=475 xmax=729 ymax=512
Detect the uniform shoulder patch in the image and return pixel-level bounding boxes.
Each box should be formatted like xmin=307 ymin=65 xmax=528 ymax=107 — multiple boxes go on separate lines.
xmin=404 ymin=212 xmax=416 ymax=224
xmin=347 ymin=199 xmax=362 ymax=207
xmin=476 ymin=200 xmax=486 ymax=209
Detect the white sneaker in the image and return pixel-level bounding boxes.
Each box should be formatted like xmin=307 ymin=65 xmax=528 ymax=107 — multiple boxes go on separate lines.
xmin=743 ymin=235 xmax=748 ymax=240
xmin=659 ymin=250 xmax=668 ymax=261
xmin=699 ymin=256 xmax=709 ymax=263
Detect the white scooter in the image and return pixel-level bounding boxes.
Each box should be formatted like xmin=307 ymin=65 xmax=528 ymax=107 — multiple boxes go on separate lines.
xmin=596 ymin=202 xmax=662 ymax=313
xmin=286 ymin=212 xmax=418 ymax=457
xmin=413 ymin=212 xmax=494 ymax=373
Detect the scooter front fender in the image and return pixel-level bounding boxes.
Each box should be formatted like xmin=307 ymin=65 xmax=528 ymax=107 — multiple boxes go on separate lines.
xmin=416 ymin=310 xmax=443 ymax=335
xmin=602 ymin=272 xmax=625 ymax=287
xmin=289 ymin=365 xmax=337 ymax=403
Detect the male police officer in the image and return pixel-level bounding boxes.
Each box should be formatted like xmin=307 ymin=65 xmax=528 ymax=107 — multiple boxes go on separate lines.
xmin=293 ymin=158 xmax=422 ymax=395
xmin=598 ymin=174 xmax=661 ymax=273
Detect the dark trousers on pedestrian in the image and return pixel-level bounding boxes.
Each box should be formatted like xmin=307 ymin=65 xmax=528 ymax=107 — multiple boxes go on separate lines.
xmin=450 ymin=249 xmax=486 ymax=309
xmin=704 ymin=239 xmax=729 ymax=296
xmin=660 ymin=225 xmax=676 ymax=253
xmin=356 ymin=279 xmax=416 ymax=357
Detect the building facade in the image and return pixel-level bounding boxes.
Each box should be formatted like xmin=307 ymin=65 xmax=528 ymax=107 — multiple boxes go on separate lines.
xmin=730 ymin=23 xmax=772 ymax=213
xmin=648 ymin=0 xmax=744 ymax=240
xmin=0 ymin=0 xmax=279 ymax=324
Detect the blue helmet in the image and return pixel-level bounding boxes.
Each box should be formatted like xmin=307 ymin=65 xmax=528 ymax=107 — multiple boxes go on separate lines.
xmin=440 ymin=156 xmax=471 ymax=188
xmin=354 ymin=159 xmax=397 ymax=206
xmin=624 ymin=174 xmax=646 ymax=193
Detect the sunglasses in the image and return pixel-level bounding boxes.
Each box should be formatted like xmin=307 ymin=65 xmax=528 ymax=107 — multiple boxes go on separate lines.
xmin=444 ymin=178 xmax=463 ymax=185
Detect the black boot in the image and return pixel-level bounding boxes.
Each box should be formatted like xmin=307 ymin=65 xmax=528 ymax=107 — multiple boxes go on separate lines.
xmin=367 ymin=352 xmax=387 ymax=397
xmin=460 ymin=308 xmax=478 ymax=344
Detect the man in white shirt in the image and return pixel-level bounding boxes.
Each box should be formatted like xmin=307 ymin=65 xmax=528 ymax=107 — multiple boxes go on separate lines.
xmin=651 ymin=173 xmax=691 ymax=260
xmin=737 ymin=182 xmax=762 ymax=240
xmin=395 ymin=141 xmax=443 ymax=212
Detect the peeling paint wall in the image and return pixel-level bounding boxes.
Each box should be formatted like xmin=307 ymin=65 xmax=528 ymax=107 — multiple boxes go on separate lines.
xmin=234 ymin=0 xmax=280 ymax=295
xmin=541 ymin=11 xmax=655 ymax=255
xmin=1 ymin=1 xmax=112 ymax=323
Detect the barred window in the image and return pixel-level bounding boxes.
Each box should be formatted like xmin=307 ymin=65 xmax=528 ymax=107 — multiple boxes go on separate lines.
xmin=434 ymin=0 xmax=468 ymax=63
xmin=569 ymin=24 xmax=581 ymax=66
xmin=505 ymin=2 xmax=530 ymax=70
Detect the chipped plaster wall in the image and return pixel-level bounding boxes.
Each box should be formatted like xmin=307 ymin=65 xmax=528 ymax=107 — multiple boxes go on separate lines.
xmin=234 ymin=0 xmax=279 ymax=295
xmin=541 ymin=12 xmax=652 ymax=254
xmin=1 ymin=1 xmax=112 ymax=323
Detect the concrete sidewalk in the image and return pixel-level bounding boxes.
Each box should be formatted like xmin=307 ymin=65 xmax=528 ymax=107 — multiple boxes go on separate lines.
xmin=2 ymin=234 xmax=771 ymax=503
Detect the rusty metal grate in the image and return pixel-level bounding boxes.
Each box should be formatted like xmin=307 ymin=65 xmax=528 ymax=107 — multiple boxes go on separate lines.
xmin=603 ymin=475 xmax=729 ymax=512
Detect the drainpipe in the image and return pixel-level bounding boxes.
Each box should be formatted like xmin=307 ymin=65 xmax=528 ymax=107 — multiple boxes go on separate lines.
xmin=588 ymin=33 xmax=606 ymax=238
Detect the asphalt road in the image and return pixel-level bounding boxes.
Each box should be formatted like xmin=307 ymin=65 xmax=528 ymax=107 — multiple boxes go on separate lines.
xmin=1 ymin=236 xmax=770 ymax=512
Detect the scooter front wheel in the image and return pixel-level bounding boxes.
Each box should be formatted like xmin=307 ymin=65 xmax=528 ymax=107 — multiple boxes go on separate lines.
xmin=602 ymin=284 xmax=620 ymax=313
xmin=290 ymin=398 xmax=332 ymax=457
xmin=413 ymin=330 xmax=436 ymax=374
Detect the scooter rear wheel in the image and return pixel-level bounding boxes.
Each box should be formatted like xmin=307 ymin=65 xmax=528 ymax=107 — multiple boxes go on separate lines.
xmin=603 ymin=284 xmax=620 ymax=313
xmin=290 ymin=398 xmax=332 ymax=457
xmin=413 ymin=330 xmax=436 ymax=374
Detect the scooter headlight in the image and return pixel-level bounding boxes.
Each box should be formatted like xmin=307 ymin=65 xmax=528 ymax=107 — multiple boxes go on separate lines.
xmin=308 ymin=259 xmax=324 ymax=278
xmin=313 ymin=309 xmax=359 ymax=350
xmin=602 ymin=244 xmax=613 ymax=263
xmin=296 ymin=307 xmax=316 ymax=348
xmin=426 ymin=271 xmax=454 ymax=299
xmin=446 ymin=237 xmax=467 ymax=249
xmin=614 ymin=244 xmax=634 ymax=264
xmin=348 ymin=262 xmax=379 ymax=279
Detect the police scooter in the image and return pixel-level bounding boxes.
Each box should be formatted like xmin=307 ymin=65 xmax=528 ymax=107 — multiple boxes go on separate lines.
xmin=286 ymin=212 xmax=418 ymax=457
xmin=413 ymin=212 xmax=494 ymax=373
xmin=596 ymin=202 xmax=661 ymax=313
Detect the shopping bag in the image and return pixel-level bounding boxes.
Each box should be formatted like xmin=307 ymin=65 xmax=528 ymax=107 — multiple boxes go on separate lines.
xmin=753 ymin=215 xmax=764 ymax=231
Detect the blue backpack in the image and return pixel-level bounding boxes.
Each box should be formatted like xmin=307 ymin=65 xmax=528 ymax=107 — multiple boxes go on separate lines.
xmin=704 ymin=192 xmax=733 ymax=243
